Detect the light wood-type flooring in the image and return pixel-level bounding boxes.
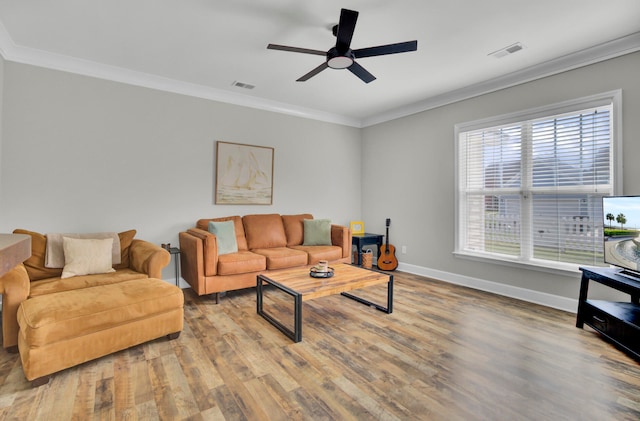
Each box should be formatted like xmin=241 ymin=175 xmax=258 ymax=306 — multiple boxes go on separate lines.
xmin=0 ymin=271 xmax=639 ymax=420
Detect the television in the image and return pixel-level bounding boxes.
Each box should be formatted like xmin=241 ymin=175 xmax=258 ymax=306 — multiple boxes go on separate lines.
xmin=603 ymin=195 xmax=640 ymax=276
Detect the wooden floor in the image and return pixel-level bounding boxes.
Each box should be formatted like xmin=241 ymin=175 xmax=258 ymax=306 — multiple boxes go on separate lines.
xmin=0 ymin=271 xmax=639 ymax=420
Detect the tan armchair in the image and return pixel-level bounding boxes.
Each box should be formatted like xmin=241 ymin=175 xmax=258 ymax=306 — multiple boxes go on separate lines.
xmin=0 ymin=230 xmax=170 ymax=351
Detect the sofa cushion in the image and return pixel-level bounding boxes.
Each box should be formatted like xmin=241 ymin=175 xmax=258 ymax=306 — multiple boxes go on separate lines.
xmin=197 ymin=216 xmax=247 ymax=251
xmin=303 ymin=219 xmax=332 ymax=246
xmin=243 ymin=214 xmax=287 ymax=250
xmin=61 ymin=237 xmax=116 ymax=279
xmin=208 ymin=221 xmax=238 ymax=255
xmin=290 ymin=245 xmax=344 ymax=265
xmin=217 ymin=251 xmax=266 ymax=275
xmin=282 ymin=214 xmax=313 ymax=246
xmin=251 ymin=247 xmax=308 ymax=270
xmin=13 ymin=229 xmax=63 ymax=281
xmin=29 ymin=269 xmax=149 ymax=297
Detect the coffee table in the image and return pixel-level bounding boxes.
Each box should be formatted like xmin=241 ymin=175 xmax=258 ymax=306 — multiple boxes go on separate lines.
xmin=256 ymin=263 xmax=393 ymax=342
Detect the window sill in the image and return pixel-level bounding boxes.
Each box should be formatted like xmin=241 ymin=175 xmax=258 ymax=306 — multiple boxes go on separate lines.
xmin=452 ymin=250 xmax=588 ymax=277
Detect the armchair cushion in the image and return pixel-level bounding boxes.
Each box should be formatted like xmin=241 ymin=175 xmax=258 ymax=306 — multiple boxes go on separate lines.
xmin=45 ymin=232 xmax=121 ymax=268
xmin=13 ymin=229 xmax=63 ymax=281
xmin=14 ymin=229 xmax=138 ymax=279
xmin=61 ymin=237 xmax=116 ymax=279
xmin=30 ymin=269 xmax=149 ymax=297
xmin=113 ymin=230 xmax=137 ymax=270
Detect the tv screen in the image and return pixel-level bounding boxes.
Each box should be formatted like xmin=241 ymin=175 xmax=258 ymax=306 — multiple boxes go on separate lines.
xmin=603 ymin=196 xmax=640 ymax=275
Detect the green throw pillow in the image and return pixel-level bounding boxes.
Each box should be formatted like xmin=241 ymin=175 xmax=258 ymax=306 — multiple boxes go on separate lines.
xmin=208 ymin=220 xmax=238 ymax=255
xmin=303 ymin=219 xmax=332 ymax=246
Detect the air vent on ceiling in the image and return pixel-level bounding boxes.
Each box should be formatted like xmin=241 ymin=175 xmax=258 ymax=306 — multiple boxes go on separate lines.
xmin=232 ymin=81 xmax=255 ymax=90
xmin=488 ymin=42 xmax=524 ymax=59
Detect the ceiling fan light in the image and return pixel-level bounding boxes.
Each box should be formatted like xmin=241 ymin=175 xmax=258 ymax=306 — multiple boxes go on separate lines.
xmin=327 ymin=55 xmax=353 ymax=69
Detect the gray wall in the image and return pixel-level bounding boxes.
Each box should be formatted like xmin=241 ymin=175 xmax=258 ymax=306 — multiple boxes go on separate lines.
xmin=2 ymin=52 xmax=638 ymax=308
xmin=361 ymin=51 xmax=640 ymax=309
xmin=0 ymin=55 xmax=4 ymax=212
xmin=0 ymin=62 xmax=362 ymax=282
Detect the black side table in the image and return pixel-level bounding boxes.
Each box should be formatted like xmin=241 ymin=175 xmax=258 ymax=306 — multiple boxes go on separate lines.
xmin=352 ymin=233 xmax=384 ymax=266
xmin=168 ymin=247 xmax=181 ymax=286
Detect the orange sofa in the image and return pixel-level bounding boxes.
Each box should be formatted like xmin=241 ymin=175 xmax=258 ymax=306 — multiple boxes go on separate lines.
xmin=179 ymin=213 xmax=351 ymax=301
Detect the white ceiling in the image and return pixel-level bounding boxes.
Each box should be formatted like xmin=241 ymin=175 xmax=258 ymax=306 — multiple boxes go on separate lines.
xmin=0 ymin=1 xmax=639 ymax=127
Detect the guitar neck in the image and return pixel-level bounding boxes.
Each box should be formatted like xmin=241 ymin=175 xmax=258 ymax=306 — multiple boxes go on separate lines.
xmin=385 ymin=218 xmax=391 ymax=248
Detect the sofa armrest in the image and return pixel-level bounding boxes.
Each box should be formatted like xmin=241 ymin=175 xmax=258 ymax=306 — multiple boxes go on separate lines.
xmin=129 ymin=239 xmax=170 ymax=279
xmin=331 ymin=224 xmax=352 ymax=259
xmin=0 ymin=264 xmax=31 ymax=349
xmin=183 ymin=228 xmax=219 ymax=276
xmin=179 ymin=229 xmax=220 ymax=295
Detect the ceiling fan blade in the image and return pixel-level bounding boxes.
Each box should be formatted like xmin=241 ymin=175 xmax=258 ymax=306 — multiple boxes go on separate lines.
xmin=267 ymin=44 xmax=326 ymax=56
xmin=348 ymin=61 xmax=376 ymax=83
xmin=353 ymin=40 xmax=418 ymax=59
xmin=335 ymin=9 xmax=358 ymax=53
xmin=297 ymin=62 xmax=329 ymax=81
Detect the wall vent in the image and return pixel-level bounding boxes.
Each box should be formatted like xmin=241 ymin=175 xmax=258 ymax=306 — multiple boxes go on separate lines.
xmin=232 ymin=81 xmax=255 ymax=90
xmin=488 ymin=42 xmax=524 ymax=58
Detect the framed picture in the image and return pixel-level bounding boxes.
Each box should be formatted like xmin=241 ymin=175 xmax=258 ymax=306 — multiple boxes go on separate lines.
xmin=215 ymin=141 xmax=274 ymax=205
xmin=350 ymin=221 xmax=365 ymax=235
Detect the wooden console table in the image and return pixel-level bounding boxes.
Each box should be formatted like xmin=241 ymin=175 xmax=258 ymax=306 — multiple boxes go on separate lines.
xmin=576 ymin=266 xmax=640 ymax=359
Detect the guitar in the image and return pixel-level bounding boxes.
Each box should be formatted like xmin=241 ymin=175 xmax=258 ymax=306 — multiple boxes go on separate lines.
xmin=378 ymin=218 xmax=398 ymax=271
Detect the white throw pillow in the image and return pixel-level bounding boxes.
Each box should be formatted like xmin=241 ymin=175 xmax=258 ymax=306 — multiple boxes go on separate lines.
xmin=61 ymin=237 xmax=116 ymax=279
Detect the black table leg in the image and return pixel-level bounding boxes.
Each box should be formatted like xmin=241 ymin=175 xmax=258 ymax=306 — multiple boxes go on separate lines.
xmin=341 ymin=274 xmax=393 ymax=314
xmin=257 ymin=274 xmax=303 ymax=342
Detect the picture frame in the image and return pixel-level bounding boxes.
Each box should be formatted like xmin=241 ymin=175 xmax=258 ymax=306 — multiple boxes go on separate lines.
xmin=215 ymin=141 xmax=274 ymax=205
xmin=350 ymin=221 xmax=365 ymax=235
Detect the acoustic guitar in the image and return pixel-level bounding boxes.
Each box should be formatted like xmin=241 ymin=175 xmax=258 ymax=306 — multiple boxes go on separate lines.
xmin=378 ymin=218 xmax=398 ymax=271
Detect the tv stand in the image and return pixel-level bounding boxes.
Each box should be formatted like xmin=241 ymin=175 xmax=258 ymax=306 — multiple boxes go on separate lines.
xmin=577 ymin=267 xmax=640 ymax=360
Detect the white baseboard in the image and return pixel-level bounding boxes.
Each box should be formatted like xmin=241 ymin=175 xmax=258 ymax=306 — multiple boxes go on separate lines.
xmin=1 ymin=272 xmax=576 ymax=314
xmin=397 ymin=262 xmax=578 ymax=314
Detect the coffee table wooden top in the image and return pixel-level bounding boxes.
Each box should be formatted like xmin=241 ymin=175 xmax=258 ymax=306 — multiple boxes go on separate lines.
xmin=260 ymin=263 xmax=390 ymax=301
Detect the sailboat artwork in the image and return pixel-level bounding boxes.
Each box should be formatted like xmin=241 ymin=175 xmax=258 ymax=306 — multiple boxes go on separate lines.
xmin=215 ymin=141 xmax=274 ymax=204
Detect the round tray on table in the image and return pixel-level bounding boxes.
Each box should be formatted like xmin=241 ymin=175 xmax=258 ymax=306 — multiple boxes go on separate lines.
xmin=309 ymin=267 xmax=334 ymax=278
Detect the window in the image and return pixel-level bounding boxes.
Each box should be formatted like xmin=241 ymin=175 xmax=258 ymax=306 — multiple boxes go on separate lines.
xmin=455 ymin=91 xmax=621 ymax=272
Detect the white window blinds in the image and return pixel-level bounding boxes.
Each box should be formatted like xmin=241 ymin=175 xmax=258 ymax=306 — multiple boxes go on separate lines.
xmin=456 ymin=94 xmax=617 ymax=271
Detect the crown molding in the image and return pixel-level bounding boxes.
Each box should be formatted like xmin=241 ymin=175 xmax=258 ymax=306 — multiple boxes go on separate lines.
xmin=0 ymin=21 xmax=361 ymax=128
xmin=362 ymin=31 xmax=640 ymax=127
xmin=1 ymin=20 xmax=638 ymax=129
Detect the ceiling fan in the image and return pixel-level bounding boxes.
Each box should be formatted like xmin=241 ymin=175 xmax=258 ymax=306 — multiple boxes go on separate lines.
xmin=267 ymin=8 xmax=417 ymax=83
